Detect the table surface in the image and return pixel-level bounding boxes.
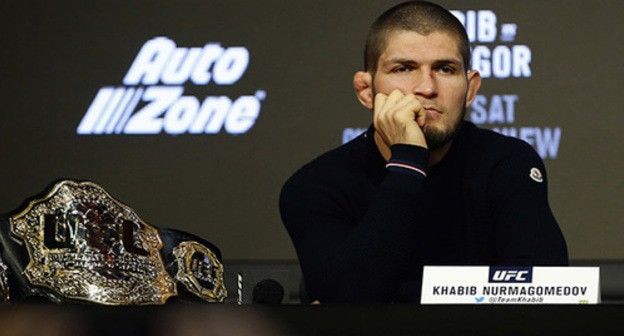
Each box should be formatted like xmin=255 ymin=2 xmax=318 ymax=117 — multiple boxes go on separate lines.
xmin=1 ymin=303 xmax=623 ymax=336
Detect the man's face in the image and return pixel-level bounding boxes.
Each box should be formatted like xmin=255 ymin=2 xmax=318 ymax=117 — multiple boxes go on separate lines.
xmin=371 ymin=30 xmax=478 ymax=150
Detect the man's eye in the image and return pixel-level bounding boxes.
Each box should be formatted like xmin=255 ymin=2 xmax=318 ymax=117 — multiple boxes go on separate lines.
xmin=392 ymin=65 xmax=410 ymax=73
xmin=439 ymin=65 xmax=456 ymax=74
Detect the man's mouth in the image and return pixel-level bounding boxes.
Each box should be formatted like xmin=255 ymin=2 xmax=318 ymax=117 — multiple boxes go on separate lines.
xmin=424 ymin=107 xmax=442 ymax=118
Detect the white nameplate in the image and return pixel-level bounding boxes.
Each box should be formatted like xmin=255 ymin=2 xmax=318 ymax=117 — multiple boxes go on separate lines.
xmin=421 ymin=266 xmax=600 ymax=304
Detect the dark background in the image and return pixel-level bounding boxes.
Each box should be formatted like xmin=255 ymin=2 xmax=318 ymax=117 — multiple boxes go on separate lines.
xmin=1 ymin=0 xmax=622 ymax=263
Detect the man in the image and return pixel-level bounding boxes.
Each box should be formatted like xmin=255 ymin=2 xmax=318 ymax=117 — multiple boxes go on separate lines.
xmin=279 ymin=0 xmax=568 ymax=304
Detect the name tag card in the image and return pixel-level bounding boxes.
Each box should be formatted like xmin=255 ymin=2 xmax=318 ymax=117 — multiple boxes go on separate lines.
xmin=421 ymin=266 xmax=600 ymax=304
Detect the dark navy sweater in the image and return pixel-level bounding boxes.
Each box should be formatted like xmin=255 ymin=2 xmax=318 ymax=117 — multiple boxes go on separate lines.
xmin=279 ymin=121 xmax=568 ymax=303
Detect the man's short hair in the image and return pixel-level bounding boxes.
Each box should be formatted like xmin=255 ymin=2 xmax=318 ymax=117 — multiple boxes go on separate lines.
xmin=364 ymin=0 xmax=471 ymax=73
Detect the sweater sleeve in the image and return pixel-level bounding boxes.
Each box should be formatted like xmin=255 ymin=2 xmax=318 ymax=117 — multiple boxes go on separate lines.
xmin=487 ymin=142 xmax=569 ymax=266
xmin=279 ymin=145 xmax=429 ymax=303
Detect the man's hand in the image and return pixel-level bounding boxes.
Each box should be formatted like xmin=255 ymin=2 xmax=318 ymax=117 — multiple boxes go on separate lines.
xmin=373 ymin=89 xmax=428 ymax=149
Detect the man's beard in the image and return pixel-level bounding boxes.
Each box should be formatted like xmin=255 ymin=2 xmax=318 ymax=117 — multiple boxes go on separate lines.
xmin=422 ymin=107 xmax=466 ymax=151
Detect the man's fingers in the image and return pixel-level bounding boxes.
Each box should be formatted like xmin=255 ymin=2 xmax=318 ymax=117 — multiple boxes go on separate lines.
xmin=382 ymin=93 xmax=425 ymax=127
xmin=375 ymin=91 xmax=427 ymax=128
xmin=373 ymin=90 xmax=427 ymax=148
xmin=415 ymin=110 xmax=426 ymax=128
xmin=380 ymin=89 xmax=404 ymax=113
xmin=393 ymin=93 xmax=422 ymax=116
xmin=394 ymin=94 xmax=427 ymax=127
xmin=374 ymin=93 xmax=388 ymax=114
xmin=376 ymin=90 xmax=414 ymax=119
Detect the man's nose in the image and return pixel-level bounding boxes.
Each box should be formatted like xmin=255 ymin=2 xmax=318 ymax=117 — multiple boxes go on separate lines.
xmin=412 ymin=71 xmax=437 ymax=97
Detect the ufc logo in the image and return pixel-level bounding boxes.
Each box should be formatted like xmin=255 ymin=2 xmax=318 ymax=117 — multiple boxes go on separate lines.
xmin=489 ymin=267 xmax=532 ymax=283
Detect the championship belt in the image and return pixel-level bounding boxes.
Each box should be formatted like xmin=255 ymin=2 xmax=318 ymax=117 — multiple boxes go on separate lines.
xmin=160 ymin=229 xmax=228 ymax=303
xmin=0 ymin=180 xmax=227 ymax=305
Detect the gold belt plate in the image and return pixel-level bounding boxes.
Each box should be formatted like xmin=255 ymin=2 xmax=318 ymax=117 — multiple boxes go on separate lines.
xmin=10 ymin=180 xmax=177 ymax=305
xmin=173 ymin=241 xmax=227 ymax=302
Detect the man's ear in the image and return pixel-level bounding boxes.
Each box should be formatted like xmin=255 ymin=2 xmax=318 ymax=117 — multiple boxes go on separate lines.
xmin=465 ymin=69 xmax=482 ymax=108
xmin=353 ymin=71 xmax=374 ymax=110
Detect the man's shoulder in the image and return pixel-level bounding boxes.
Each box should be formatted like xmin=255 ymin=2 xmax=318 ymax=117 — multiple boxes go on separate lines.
xmin=279 ymin=131 xmax=375 ymax=219
xmin=283 ymin=131 xmax=371 ymax=188
xmin=463 ymin=122 xmax=541 ymax=160
xmin=459 ymin=122 xmax=547 ymax=185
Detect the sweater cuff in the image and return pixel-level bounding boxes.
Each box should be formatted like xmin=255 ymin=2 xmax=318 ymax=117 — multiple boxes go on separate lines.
xmin=386 ymin=144 xmax=429 ymax=177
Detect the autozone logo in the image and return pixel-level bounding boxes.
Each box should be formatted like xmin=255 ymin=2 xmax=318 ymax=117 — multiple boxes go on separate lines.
xmin=488 ymin=267 xmax=533 ymax=283
xmin=77 ymin=37 xmax=266 ymax=135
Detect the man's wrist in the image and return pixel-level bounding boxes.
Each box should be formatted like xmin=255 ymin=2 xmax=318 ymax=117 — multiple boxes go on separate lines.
xmin=386 ymin=144 xmax=429 ymax=177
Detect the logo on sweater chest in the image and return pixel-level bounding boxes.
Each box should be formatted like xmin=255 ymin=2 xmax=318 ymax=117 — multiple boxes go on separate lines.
xmin=529 ymin=167 xmax=543 ymax=183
